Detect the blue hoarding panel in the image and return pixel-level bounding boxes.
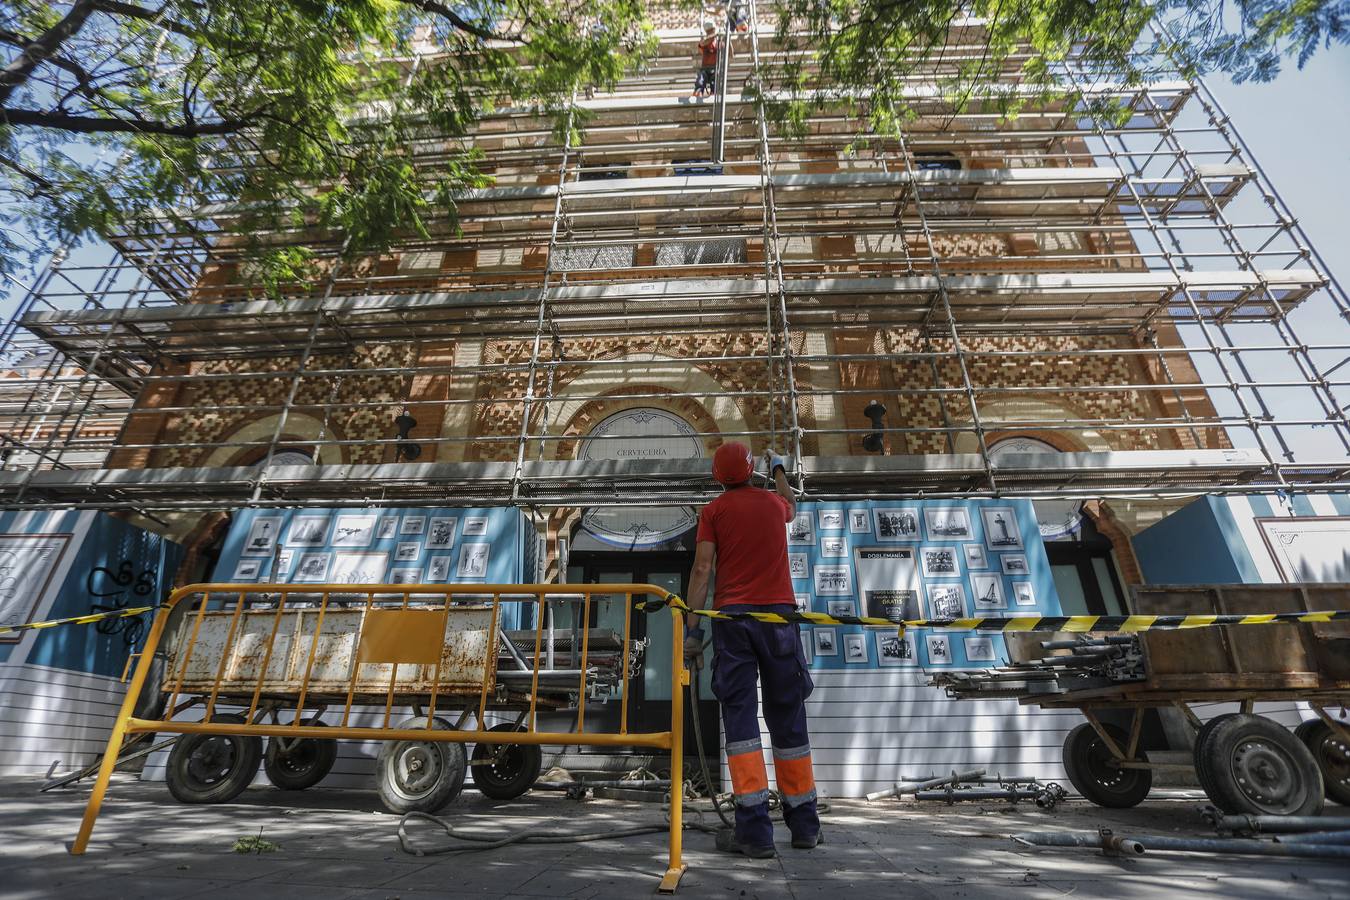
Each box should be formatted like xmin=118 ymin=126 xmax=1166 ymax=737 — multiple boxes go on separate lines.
xmin=788 ymin=499 xmax=1059 ymax=670
xmin=2 ymin=510 xmax=183 ymax=677
xmin=1134 ymin=496 xmax=1248 ymax=585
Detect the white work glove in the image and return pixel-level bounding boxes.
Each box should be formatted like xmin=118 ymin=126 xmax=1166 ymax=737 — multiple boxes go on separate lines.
xmin=764 ymin=449 xmax=787 ymax=476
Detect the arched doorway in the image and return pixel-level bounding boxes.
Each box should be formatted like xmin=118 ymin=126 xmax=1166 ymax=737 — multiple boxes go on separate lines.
xmin=564 ymin=407 xmax=717 ymax=763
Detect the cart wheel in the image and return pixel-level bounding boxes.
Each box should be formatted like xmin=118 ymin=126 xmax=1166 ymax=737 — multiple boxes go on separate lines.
xmin=470 ymin=723 xmax=542 ymax=800
xmin=1199 ymin=713 xmax=1324 ymax=816
xmin=1294 ymin=719 xmax=1350 ymax=806
xmin=166 ymin=714 xmax=262 ymax=804
xmin=1191 ymin=713 xmax=1235 ymax=797
xmin=376 ymin=716 xmax=467 ymax=814
xmin=264 ymin=720 xmax=338 ymax=791
xmin=1062 ymin=722 xmax=1151 ymax=808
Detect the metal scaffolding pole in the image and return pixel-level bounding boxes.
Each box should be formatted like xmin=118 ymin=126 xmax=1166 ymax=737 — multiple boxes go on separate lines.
xmin=748 ymin=0 xmax=804 ymax=482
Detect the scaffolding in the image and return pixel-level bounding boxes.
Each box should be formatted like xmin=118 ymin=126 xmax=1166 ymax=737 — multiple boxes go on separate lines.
xmin=1 ymin=7 xmax=1347 ymax=513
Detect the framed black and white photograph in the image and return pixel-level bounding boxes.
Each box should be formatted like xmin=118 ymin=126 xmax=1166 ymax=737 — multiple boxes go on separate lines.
xmin=1000 ymin=554 xmax=1029 ymax=575
xmin=426 ymin=517 xmax=457 ymax=550
xmin=241 ymin=516 xmax=283 ymax=557
xmin=925 ymin=634 xmax=953 ymax=665
xmin=376 ymin=517 xmax=399 ymax=540
xmin=848 ymin=509 xmax=871 ymax=534
xmin=425 ymin=555 xmax=453 ymax=582
xmin=843 ymin=633 xmax=868 ymax=663
xmin=813 ymin=627 xmax=838 ymax=657
xmin=923 ymin=507 xmax=972 ymax=541
xmin=293 ymin=551 xmax=332 ymax=582
xmin=820 ymin=536 xmax=847 ymax=558
xmin=813 ymin=564 xmax=853 ymax=596
xmin=287 ymin=516 xmax=330 ymax=547
xmin=400 ymin=515 xmax=426 ymax=536
xmin=794 ymin=593 xmax=810 ymax=613
xmin=394 ymin=542 xmax=421 ymax=562
xmin=788 ymin=553 xmax=809 ymax=579
xmin=1012 ymin=581 xmax=1037 ymax=606
xmin=963 ymin=636 xmax=998 ymax=662
xmin=874 ymin=507 xmax=921 ymax=541
xmin=926 ymin=583 xmax=967 ymax=620
xmin=970 ymin=574 xmax=1006 ymax=610
xmin=458 ymin=542 xmax=491 ymax=578
xmin=387 ymin=568 xmax=421 ymax=585
xmin=801 ymin=631 xmax=814 ymax=664
xmin=875 ymin=631 xmax=918 ymax=667
xmin=817 ymin=509 xmax=845 ymax=531
xmin=332 ymin=551 xmax=389 ymax=585
xmin=920 ymin=547 xmax=961 ymax=579
xmin=963 ymin=543 xmax=988 ymax=569
xmin=787 ymin=512 xmax=815 ymax=545
xmin=331 ymin=514 xmax=377 ymax=548
xmin=463 ymin=516 xmax=488 ymax=537
xmin=0 ymin=535 xmax=71 ymax=638
xmin=231 ymin=558 xmax=263 ymax=581
xmin=827 ymin=600 xmax=856 ymax=619
xmin=982 ymin=507 xmax=1024 ymax=551
xmin=276 ymin=549 xmax=294 ymax=577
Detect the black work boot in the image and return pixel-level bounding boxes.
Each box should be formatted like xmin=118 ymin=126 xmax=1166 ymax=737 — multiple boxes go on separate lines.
xmin=715 ymin=827 xmax=777 ymax=859
xmin=791 ymin=831 xmax=822 ymax=849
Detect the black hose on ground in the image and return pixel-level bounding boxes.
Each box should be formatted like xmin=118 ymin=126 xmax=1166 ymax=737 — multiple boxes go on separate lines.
xmin=687 ymin=645 xmax=736 ymax=829
xmin=398 ymin=813 xmax=686 ymax=856
xmin=399 ymin=638 xmax=788 ymax=857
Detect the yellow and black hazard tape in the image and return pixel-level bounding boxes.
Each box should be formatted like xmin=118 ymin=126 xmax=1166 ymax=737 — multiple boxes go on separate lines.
xmin=0 ymin=605 xmax=156 ymax=636
xmin=639 ymin=595 xmax=1350 ymax=633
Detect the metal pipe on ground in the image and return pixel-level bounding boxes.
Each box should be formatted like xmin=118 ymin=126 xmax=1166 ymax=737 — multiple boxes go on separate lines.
xmin=1204 ymin=812 xmax=1350 ymax=834
xmin=1273 ymin=831 xmax=1350 ymax=845
xmin=534 ymin=778 xmax=671 ymax=791
xmin=1013 ymin=831 xmax=1350 ymax=860
xmin=914 ymin=787 xmax=1045 ymax=803
xmin=1012 ymin=831 xmax=1145 ymax=856
xmin=864 ymin=768 xmax=986 ymax=801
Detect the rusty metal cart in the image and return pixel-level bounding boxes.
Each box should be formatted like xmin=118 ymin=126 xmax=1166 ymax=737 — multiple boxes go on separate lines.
xmin=152 ymin=584 xmax=648 ymax=814
xmin=934 ymin=585 xmax=1350 ymax=816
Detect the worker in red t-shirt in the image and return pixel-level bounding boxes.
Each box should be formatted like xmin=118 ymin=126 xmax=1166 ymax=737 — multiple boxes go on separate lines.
xmin=684 ymin=441 xmax=820 ymax=858
xmin=692 ymin=21 xmax=720 ymax=97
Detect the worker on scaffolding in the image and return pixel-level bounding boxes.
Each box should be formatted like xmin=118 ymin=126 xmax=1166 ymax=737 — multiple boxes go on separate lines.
xmin=684 ymin=443 xmax=821 ymax=858
xmin=727 ymin=0 xmax=750 ymax=32
xmin=692 ymin=20 xmax=720 ymax=97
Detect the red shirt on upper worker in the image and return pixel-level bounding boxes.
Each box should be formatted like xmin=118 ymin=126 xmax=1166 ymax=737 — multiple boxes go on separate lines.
xmin=695 ymin=483 xmax=795 ymax=608
xmin=699 ymin=34 xmax=720 ymax=67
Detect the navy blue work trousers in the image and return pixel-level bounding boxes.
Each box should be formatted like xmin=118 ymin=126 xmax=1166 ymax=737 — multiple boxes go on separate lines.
xmin=711 ymin=604 xmax=820 ymax=846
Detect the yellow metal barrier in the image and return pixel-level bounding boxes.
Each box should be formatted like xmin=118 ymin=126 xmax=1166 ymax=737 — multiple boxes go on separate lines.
xmin=72 ymin=582 xmax=690 ymax=893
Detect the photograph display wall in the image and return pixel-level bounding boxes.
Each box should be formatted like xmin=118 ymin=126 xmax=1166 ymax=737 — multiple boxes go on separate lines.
xmin=789 ymin=501 xmax=1060 ymax=669
xmin=213 ymin=507 xmax=527 ymax=593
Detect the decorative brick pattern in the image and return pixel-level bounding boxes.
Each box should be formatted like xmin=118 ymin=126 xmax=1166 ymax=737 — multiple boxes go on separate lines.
xmin=467 ymin=333 xmax=810 ymax=461
xmin=155 ymin=344 xmax=418 ymax=467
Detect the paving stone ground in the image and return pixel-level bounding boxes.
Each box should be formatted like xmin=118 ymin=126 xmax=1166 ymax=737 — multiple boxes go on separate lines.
xmin=1 ymin=776 xmax=1345 ymax=899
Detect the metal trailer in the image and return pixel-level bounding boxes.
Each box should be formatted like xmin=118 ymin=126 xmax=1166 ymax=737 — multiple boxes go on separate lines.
xmin=150 ymin=586 xmax=647 ymax=814
xmin=933 ymin=585 xmax=1350 ymax=816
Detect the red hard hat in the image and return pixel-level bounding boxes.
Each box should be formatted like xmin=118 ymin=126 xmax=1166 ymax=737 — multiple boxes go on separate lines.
xmin=712 ymin=441 xmax=754 ymax=486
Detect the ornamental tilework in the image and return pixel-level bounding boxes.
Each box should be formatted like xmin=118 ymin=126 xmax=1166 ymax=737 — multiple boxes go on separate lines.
xmin=468 ymin=333 xmax=811 ymax=461
xmin=157 ymin=344 xmax=417 ymax=467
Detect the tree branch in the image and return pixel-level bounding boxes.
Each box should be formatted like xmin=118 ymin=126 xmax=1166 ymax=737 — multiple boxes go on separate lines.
xmin=401 ymin=0 xmax=526 ymax=43
xmin=0 ymin=106 xmax=255 ymax=137
xmin=92 ymin=0 xmax=202 ymax=40
xmin=0 ymin=0 xmax=99 ymax=105
xmin=0 ymin=153 xmax=57 ymax=194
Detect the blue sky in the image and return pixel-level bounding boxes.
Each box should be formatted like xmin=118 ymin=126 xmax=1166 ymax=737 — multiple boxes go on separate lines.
xmin=1211 ymin=50 xmax=1349 ymax=289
